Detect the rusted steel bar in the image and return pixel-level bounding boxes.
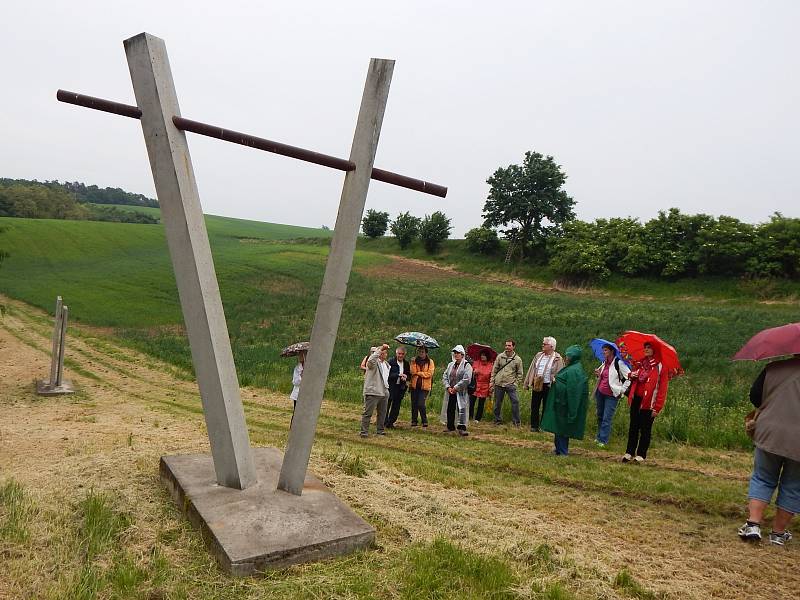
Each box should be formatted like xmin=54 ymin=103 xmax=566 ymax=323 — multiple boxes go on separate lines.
xmin=371 ymin=168 xmax=447 ymax=198
xmin=56 ymin=90 xmax=142 ymax=119
xmin=173 ymin=116 xmax=355 ymax=172
xmin=57 ymin=89 xmax=448 ymax=197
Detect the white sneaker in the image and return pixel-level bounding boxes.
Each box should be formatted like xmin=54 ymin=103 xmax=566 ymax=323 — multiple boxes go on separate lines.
xmin=621 ymin=453 xmax=632 ymax=463
xmin=634 ymin=455 xmax=645 ymax=463
xmin=769 ymin=530 xmax=792 ymax=546
xmin=738 ymin=522 xmax=762 ymax=541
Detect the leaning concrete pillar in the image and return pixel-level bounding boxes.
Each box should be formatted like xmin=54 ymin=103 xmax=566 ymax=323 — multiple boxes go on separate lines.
xmin=278 ymin=58 xmax=394 ymax=495
xmin=48 ymin=296 xmax=63 ymax=386
xmin=124 ymin=33 xmax=256 ymax=490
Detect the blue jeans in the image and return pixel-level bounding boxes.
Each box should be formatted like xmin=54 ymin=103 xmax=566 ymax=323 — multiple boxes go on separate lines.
xmin=594 ymin=390 xmax=618 ymax=444
xmin=748 ymin=447 xmax=800 ymax=514
xmin=554 ymin=435 xmax=569 ymax=456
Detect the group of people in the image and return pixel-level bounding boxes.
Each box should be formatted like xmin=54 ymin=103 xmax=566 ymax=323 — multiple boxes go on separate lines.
xmin=288 ymin=337 xmax=799 ymax=547
xmin=355 ymin=337 xmax=667 ymax=460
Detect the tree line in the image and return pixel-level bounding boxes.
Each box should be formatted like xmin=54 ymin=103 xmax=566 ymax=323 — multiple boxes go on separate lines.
xmin=361 ymin=151 xmax=799 ymax=281
xmin=0 ymin=178 xmax=160 ymax=208
xmin=362 ymin=210 xmax=453 ymax=253
xmin=0 ymin=179 xmax=159 ymax=224
xmin=469 ymin=151 xmax=799 ymax=281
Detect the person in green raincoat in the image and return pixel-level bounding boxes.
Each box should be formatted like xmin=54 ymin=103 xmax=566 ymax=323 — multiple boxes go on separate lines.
xmin=541 ymin=344 xmax=589 ymax=455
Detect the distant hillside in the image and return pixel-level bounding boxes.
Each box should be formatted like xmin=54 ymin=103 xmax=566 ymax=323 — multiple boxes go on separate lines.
xmin=0 ymin=179 xmax=158 ymax=224
xmin=0 ymin=178 xmax=158 ymax=208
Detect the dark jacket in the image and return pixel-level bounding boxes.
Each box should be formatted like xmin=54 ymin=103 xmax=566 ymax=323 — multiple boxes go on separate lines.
xmin=387 ymin=357 xmax=411 ymax=390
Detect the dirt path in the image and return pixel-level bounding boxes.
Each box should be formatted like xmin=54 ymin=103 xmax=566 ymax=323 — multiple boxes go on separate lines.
xmin=1 ymin=296 xmax=798 ymax=600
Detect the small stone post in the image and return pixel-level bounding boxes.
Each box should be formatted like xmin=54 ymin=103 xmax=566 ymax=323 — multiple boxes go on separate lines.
xmin=48 ymin=296 xmax=63 ymax=385
xmin=36 ymin=298 xmax=74 ymax=395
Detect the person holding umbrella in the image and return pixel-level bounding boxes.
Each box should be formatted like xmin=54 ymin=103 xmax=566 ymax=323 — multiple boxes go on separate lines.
xmin=589 ymin=339 xmax=631 ymax=448
xmin=281 ymin=341 xmax=310 ymax=422
xmin=541 ymin=344 xmax=589 ymax=455
xmin=733 ymin=323 xmax=800 ymax=546
xmin=467 ymin=343 xmax=496 ymax=422
xmin=409 ymin=346 xmax=435 ymax=427
xmin=524 ymin=336 xmax=563 ymax=432
xmin=618 ymin=335 xmax=676 ymax=463
xmin=441 ymin=345 xmax=473 ymax=436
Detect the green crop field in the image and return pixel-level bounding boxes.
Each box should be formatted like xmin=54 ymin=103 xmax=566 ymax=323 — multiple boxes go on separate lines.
xmin=0 ymin=213 xmax=795 ymax=449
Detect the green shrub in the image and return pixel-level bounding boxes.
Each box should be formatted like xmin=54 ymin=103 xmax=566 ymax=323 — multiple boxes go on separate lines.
xmin=465 ymin=227 xmax=501 ymax=255
xmin=361 ymin=209 xmax=390 ymax=239
xmin=419 ymin=211 xmax=452 ymax=254
xmin=390 ymin=211 xmax=421 ymax=249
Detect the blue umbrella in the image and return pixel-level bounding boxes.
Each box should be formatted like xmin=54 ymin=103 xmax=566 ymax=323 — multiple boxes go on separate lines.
xmin=394 ymin=331 xmax=440 ymax=349
xmin=589 ymin=338 xmax=630 ymax=366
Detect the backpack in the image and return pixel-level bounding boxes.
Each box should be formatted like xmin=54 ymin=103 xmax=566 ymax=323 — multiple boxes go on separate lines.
xmin=613 ymin=358 xmax=632 ymax=398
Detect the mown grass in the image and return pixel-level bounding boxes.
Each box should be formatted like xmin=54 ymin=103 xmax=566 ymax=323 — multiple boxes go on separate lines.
xmin=0 ymin=479 xmax=34 ymax=543
xmin=4 ymin=301 xmax=793 ymax=599
xmin=2 ymin=479 xmax=576 ymax=599
xmin=1 ymin=215 xmax=797 ymax=450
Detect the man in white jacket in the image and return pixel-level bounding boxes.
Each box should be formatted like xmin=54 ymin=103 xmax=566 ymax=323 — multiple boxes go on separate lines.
xmin=361 ymin=344 xmax=390 ymax=437
xmin=593 ymin=343 xmax=631 ymax=448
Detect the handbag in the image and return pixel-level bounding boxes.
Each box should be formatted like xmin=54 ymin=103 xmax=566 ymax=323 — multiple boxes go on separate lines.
xmin=531 ymin=353 xmax=553 ymax=392
xmin=744 ymin=408 xmax=760 ymax=439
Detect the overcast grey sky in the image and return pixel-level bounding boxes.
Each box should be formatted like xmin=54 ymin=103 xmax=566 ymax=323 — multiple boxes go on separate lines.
xmin=2 ymin=1 xmax=798 ymax=235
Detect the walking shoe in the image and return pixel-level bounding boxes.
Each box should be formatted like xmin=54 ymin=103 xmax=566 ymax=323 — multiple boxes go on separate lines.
xmin=360 ymin=432 xmax=369 ymax=438
xmin=376 ymin=431 xmax=386 ymax=436
xmin=769 ymin=531 xmax=792 ymax=546
xmin=621 ymin=453 xmax=632 ymax=463
xmin=738 ymin=522 xmax=762 ymax=541
xmin=595 ymin=441 xmax=607 ymax=449
xmin=411 ymin=423 xmax=418 ymax=427
xmin=458 ymin=430 xmax=469 ymax=437
xmin=422 ymin=423 xmax=428 ymax=428
xmin=633 ymin=455 xmax=645 ymax=464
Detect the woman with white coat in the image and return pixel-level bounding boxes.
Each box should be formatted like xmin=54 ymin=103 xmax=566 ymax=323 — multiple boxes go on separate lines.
xmin=440 ymin=345 xmax=473 ymax=436
xmin=593 ymin=343 xmax=631 ymax=447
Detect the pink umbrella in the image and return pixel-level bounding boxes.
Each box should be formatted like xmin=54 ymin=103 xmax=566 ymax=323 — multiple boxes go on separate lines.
xmin=732 ymin=323 xmax=800 ymax=361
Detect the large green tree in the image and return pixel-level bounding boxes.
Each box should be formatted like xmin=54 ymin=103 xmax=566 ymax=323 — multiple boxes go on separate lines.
xmin=483 ymin=151 xmax=575 ymax=259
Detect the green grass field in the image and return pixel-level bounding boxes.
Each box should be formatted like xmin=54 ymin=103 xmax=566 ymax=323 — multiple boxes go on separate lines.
xmin=1 ymin=213 xmax=796 ymax=449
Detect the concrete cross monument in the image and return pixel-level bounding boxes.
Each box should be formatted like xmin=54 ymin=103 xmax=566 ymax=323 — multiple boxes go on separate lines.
xmin=57 ymin=32 xmax=446 ymax=575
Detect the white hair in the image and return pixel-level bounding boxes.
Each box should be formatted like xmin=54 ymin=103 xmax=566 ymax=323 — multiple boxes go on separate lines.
xmin=543 ymin=336 xmax=557 ymax=349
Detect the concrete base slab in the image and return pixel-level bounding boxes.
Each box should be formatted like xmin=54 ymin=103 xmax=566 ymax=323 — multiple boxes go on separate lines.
xmin=36 ymin=379 xmax=75 ymax=396
xmin=160 ymin=447 xmax=375 ymax=576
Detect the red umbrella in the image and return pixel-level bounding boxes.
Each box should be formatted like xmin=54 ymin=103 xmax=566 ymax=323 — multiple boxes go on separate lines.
xmin=616 ymin=331 xmax=683 ymax=378
xmin=732 ymin=322 xmax=800 ymax=361
xmin=466 ymin=343 xmax=497 ymax=363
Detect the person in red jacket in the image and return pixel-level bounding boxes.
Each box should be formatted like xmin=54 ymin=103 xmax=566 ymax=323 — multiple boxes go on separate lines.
xmin=469 ymin=350 xmax=493 ymax=422
xmin=622 ymin=342 xmax=669 ymax=463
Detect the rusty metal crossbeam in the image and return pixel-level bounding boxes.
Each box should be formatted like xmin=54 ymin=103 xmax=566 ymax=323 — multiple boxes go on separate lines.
xmin=57 ymin=89 xmax=447 ymax=198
